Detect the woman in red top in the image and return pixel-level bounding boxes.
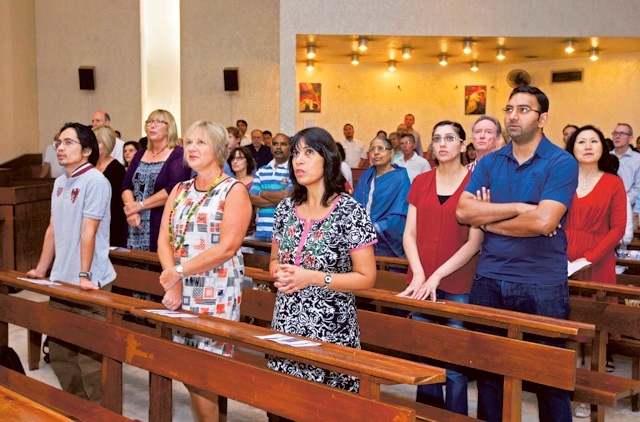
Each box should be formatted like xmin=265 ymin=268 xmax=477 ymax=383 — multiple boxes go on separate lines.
xmin=399 ymin=121 xmax=482 ymax=415
xmin=564 ymin=125 xmax=626 ymax=418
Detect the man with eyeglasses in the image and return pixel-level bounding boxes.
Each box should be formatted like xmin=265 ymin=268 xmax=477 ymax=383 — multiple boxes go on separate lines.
xmin=395 ymin=133 xmax=431 ymax=183
xmin=611 ymin=123 xmax=640 ymax=228
xmin=466 ymin=115 xmax=502 ymax=172
xmin=91 ymin=111 xmax=124 ymax=165
xmin=457 ymin=85 xmax=578 ymax=422
xmin=340 ymin=123 xmax=367 ymax=168
xmin=27 ymin=122 xmax=116 ymax=404
xmin=248 ymin=129 xmax=273 ymax=169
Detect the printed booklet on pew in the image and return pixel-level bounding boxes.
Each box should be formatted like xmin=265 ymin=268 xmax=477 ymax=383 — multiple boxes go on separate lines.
xmin=256 ymin=333 xmax=321 ymax=347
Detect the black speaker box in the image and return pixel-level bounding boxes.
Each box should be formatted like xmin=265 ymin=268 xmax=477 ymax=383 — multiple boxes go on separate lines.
xmin=79 ymin=67 xmax=95 ymax=90
xmin=224 ymin=68 xmax=239 ymax=91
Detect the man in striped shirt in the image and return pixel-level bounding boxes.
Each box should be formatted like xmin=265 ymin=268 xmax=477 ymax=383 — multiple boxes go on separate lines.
xmin=249 ymin=133 xmax=292 ymax=241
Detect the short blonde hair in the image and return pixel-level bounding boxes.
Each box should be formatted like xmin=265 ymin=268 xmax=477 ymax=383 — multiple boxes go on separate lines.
xmin=145 ymin=109 xmax=179 ymax=148
xmin=92 ymin=124 xmax=117 ymax=156
xmin=182 ymin=121 xmax=229 ymax=169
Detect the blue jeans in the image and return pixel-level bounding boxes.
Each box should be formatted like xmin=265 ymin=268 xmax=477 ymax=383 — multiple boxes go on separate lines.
xmin=412 ymin=290 xmax=470 ymax=416
xmin=469 ymin=275 xmax=572 ymax=422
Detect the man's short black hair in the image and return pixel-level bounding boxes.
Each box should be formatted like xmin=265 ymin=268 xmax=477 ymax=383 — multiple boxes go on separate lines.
xmin=263 ymin=130 xmax=272 ymax=137
xmin=59 ymin=122 xmax=100 ymax=166
xmin=236 ymin=119 xmax=247 ymax=126
xmin=509 ymin=85 xmax=549 ymax=114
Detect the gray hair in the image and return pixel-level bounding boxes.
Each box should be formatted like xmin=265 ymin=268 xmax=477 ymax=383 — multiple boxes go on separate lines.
xmin=472 ymin=115 xmax=502 ymax=136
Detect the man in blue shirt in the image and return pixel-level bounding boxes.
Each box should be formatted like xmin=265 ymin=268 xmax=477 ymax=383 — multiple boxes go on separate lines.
xmin=456 ymin=86 xmax=578 ymax=422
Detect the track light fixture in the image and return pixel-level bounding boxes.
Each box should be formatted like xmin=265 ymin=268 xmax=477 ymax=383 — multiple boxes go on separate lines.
xmin=306 ymin=60 xmax=314 ymax=71
xmin=358 ymin=37 xmax=368 ymax=51
xmin=402 ymin=47 xmax=411 ymax=59
xmin=388 ymin=60 xmax=396 ymax=71
xmin=470 ymin=61 xmax=479 ymax=72
xmin=497 ymin=47 xmax=506 ymax=60
xmin=351 ymin=53 xmax=359 ymax=65
xmin=565 ymin=40 xmax=575 ymax=53
xmin=589 ymin=48 xmax=599 ymax=61
xmin=463 ymin=40 xmax=473 ymax=54
xmin=306 ymin=45 xmax=316 ymax=59
xmin=439 ymin=54 xmax=448 ymax=66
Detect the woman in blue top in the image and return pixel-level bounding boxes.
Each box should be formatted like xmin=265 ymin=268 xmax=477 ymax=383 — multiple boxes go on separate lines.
xmin=353 ymin=136 xmax=411 ymax=257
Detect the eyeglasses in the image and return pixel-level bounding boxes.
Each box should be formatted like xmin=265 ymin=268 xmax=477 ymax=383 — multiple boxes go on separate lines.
xmin=368 ymin=146 xmax=392 ymax=153
xmin=145 ymin=119 xmax=168 ymax=126
xmin=231 ymin=156 xmax=246 ymax=161
xmin=53 ymin=139 xmax=81 ymax=148
xmin=612 ymin=131 xmax=631 ymax=137
xmin=501 ymin=106 xmax=541 ymax=115
xmin=400 ymin=141 xmax=414 ymax=146
xmin=431 ymin=136 xmax=462 ymax=143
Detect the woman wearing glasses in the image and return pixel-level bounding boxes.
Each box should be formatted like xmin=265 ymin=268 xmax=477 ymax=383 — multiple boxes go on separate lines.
xmin=353 ymin=136 xmax=410 ymax=258
xmin=122 ymin=109 xmax=191 ymax=252
xmin=227 ymin=146 xmax=257 ymax=236
xmin=399 ymin=121 xmax=482 ymax=416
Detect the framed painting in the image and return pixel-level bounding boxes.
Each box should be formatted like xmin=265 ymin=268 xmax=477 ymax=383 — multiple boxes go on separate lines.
xmin=299 ymin=83 xmax=321 ymax=113
xmin=465 ymin=85 xmax=486 ymax=115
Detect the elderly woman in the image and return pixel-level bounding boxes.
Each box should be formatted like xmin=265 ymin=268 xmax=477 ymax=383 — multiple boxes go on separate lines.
xmin=158 ymin=121 xmax=251 ymax=421
xmin=269 ymin=127 xmax=377 ymax=394
xmin=92 ymin=125 xmax=128 ymax=247
xmin=122 ymin=109 xmax=191 ymax=252
xmin=353 ymin=136 xmax=411 ymax=257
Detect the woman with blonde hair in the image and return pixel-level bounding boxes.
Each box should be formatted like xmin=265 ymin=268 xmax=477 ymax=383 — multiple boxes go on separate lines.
xmin=92 ymin=125 xmax=128 ymax=247
xmin=122 ymin=109 xmax=191 ymax=252
xmin=158 ymin=120 xmax=251 ymax=421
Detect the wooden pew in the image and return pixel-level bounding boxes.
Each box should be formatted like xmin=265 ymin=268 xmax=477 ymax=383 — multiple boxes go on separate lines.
xmin=0 ymin=365 xmax=130 ymax=421
xmin=1 ymin=271 xmax=444 ymax=422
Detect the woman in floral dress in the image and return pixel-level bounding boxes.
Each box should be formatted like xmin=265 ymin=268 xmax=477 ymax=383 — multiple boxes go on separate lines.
xmin=269 ymin=127 xmax=377 ymax=393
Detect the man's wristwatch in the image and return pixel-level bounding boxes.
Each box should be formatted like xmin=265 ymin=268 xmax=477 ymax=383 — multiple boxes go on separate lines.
xmin=323 ymin=272 xmax=332 ymax=289
xmin=78 ymin=271 xmax=92 ymax=281
xmin=175 ymin=265 xmax=186 ymax=279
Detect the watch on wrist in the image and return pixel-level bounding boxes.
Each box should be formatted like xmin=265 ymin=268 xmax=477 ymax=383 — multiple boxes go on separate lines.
xmin=323 ymin=272 xmax=332 ymax=289
xmin=175 ymin=265 xmax=186 ymax=279
xmin=78 ymin=271 xmax=92 ymax=281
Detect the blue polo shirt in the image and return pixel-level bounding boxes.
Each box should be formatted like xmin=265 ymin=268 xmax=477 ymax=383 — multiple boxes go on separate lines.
xmin=464 ymin=136 xmax=578 ymax=284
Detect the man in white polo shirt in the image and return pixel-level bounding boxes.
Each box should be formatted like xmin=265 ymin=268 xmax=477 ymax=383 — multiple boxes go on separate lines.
xmin=340 ymin=123 xmax=367 ymax=168
xmin=395 ymin=133 xmax=431 ymax=182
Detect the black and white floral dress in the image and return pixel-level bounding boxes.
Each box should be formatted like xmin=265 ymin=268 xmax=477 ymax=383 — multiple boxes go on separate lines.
xmin=268 ymin=194 xmax=377 ymax=392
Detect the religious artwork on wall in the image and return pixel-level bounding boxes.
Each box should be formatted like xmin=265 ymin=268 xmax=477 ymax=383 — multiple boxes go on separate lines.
xmin=465 ymin=85 xmax=486 ymax=115
xmin=299 ymin=83 xmax=321 ymax=113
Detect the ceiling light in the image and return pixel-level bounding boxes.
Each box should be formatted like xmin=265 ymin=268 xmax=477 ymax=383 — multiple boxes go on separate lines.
xmin=463 ymin=40 xmax=473 ymax=54
xmin=351 ymin=53 xmax=359 ymax=65
xmin=402 ymin=47 xmax=411 ymax=59
xmin=306 ymin=45 xmax=316 ymax=59
xmin=565 ymin=40 xmax=575 ymax=53
xmin=388 ymin=60 xmax=396 ymax=71
xmin=438 ymin=54 xmax=448 ymax=66
xmin=497 ymin=47 xmax=506 ymax=60
xmin=358 ymin=37 xmax=368 ymax=51
xmin=470 ymin=61 xmax=479 ymax=72
xmin=589 ymin=48 xmax=599 ymax=61
xmin=306 ymin=60 xmax=314 ymax=71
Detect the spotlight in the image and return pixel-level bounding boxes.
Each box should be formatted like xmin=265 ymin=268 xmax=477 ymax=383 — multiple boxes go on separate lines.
xmin=351 ymin=53 xmax=359 ymax=65
xmin=306 ymin=60 xmax=314 ymax=71
xmin=388 ymin=60 xmax=397 ymax=71
xmin=470 ymin=61 xmax=479 ymax=72
xmin=590 ymin=48 xmax=599 ymax=61
xmin=497 ymin=47 xmax=506 ymax=60
xmin=565 ymin=40 xmax=575 ymax=53
xmin=463 ymin=40 xmax=473 ymax=54
xmin=306 ymin=45 xmax=316 ymax=59
xmin=402 ymin=47 xmax=411 ymax=59
xmin=439 ymin=54 xmax=448 ymax=66
xmin=358 ymin=37 xmax=368 ymax=51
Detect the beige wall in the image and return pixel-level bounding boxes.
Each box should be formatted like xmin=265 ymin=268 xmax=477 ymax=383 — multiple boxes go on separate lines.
xmin=180 ymin=0 xmax=280 ymax=136
xmin=35 ymin=0 xmax=142 ymax=151
xmin=0 ymin=0 xmax=39 ymax=165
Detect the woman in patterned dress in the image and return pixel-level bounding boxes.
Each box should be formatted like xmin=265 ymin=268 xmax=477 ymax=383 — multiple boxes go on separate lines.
xmin=122 ymin=109 xmax=191 ymax=253
xmin=157 ymin=120 xmax=252 ymax=422
xmin=269 ymin=127 xmax=377 ymax=394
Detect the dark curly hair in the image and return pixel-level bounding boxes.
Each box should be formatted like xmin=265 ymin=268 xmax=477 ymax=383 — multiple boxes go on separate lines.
xmin=289 ymin=127 xmax=346 ymax=206
xmin=565 ymin=125 xmax=617 ymax=175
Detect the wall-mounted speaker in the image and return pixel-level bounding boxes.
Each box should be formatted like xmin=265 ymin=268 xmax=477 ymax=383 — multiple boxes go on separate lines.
xmin=79 ymin=67 xmax=95 ymax=90
xmin=224 ymin=68 xmax=239 ymax=91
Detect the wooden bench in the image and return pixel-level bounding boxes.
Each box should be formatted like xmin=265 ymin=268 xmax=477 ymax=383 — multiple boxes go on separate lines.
xmin=0 ymin=365 xmax=130 ymax=421
xmin=0 ymin=271 xmax=444 ymax=422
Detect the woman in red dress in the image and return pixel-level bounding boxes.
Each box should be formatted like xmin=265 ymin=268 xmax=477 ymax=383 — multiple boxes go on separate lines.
xmin=565 ymin=125 xmax=626 ymax=418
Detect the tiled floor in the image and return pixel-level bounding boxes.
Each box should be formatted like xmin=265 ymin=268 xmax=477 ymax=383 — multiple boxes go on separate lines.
xmin=7 ymin=290 xmax=638 ymax=421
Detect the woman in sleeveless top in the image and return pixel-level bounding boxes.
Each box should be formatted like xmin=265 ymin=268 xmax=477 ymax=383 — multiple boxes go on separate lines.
xmin=157 ymin=121 xmax=252 ymax=422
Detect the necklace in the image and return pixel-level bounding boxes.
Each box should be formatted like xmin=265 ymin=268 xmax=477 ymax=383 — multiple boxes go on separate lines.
xmin=168 ymin=171 xmax=224 ymax=252
xmin=151 ymin=145 xmax=168 ymax=157
xmin=304 ymin=202 xmax=324 ymax=224
xmin=581 ymin=171 xmax=601 ymax=191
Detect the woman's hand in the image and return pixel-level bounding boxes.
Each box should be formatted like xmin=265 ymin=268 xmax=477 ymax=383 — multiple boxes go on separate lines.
xmin=412 ymin=274 xmax=441 ymax=302
xmin=162 ymin=282 xmax=182 ymax=311
xmin=273 ymin=264 xmax=317 ymax=294
xmin=126 ymin=213 xmax=142 ymax=229
xmin=397 ymin=272 xmax=426 ymax=299
xmin=159 ymin=266 xmax=181 ymax=291
xmin=124 ymin=201 xmax=143 ymax=217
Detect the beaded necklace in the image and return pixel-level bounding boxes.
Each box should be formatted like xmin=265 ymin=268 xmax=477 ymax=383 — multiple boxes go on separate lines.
xmin=168 ymin=171 xmax=224 ymax=252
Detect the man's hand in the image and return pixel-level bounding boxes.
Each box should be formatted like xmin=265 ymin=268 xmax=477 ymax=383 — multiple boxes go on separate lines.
xmin=79 ymin=277 xmax=99 ymax=291
xmin=26 ymin=268 xmax=46 ymax=279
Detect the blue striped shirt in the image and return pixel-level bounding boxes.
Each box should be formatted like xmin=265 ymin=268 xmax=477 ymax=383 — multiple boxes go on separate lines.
xmin=249 ymin=160 xmax=291 ymax=241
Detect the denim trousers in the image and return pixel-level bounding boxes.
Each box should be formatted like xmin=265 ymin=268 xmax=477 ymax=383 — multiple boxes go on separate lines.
xmin=469 ymin=275 xmax=572 ymax=422
xmin=412 ymin=290 xmax=470 ymax=416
